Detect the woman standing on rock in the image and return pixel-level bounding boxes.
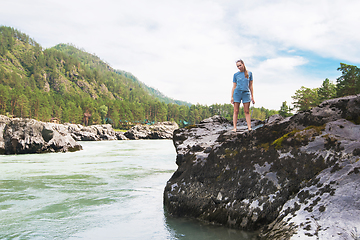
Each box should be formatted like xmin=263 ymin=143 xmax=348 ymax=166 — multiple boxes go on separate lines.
xmin=231 ymin=59 xmax=255 ymax=131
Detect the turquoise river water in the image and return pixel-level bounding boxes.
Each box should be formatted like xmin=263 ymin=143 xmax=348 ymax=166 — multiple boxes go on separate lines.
xmin=0 ymin=140 xmax=256 ymax=239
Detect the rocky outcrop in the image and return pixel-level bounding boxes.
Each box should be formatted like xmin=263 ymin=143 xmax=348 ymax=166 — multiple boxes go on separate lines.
xmin=65 ymin=123 xmax=122 ymax=141
xmin=115 ymin=131 xmax=128 ymax=140
xmin=164 ymin=95 xmax=360 ymax=239
xmin=0 ymin=115 xmax=11 ymax=154
xmin=0 ymin=116 xmax=82 ymax=154
xmin=125 ymin=121 xmax=179 ymax=140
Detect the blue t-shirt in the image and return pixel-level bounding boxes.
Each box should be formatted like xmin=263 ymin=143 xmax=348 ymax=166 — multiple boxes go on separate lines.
xmin=233 ymin=71 xmax=253 ymax=91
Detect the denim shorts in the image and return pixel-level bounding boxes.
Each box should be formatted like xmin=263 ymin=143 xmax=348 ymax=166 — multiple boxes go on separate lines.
xmin=233 ymin=90 xmax=251 ymax=103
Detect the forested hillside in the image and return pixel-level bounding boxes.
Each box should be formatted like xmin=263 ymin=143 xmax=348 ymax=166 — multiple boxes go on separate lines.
xmin=52 ymin=43 xmax=192 ymax=106
xmin=0 ymin=26 xmax=277 ymax=129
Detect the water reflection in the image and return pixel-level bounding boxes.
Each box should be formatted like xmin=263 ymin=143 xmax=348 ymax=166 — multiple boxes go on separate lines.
xmin=164 ymin=212 xmax=259 ymax=240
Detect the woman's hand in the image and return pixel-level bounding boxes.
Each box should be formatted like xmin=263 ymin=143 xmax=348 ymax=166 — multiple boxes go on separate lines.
xmin=231 ymin=97 xmax=234 ymax=105
xmin=251 ymin=96 xmax=255 ymax=104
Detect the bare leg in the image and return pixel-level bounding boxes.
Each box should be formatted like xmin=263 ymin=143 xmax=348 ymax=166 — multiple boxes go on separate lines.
xmin=232 ymin=102 xmax=240 ymax=131
xmin=243 ymin=102 xmax=252 ymax=130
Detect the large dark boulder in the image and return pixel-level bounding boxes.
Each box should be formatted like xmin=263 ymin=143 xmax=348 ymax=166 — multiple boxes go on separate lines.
xmin=125 ymin=121 xmax=179 ymax=140
xmin=1 ymin=116 xmax=82 ymax=154
xmin=164 ymin=95 xmax=360 ymax=239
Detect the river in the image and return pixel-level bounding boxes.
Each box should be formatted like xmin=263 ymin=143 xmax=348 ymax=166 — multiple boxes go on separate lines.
xmin=0 ymin=140 xmax=256 ymax=239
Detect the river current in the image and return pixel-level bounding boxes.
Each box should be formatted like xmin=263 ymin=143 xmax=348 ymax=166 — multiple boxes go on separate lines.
xmin=0 ymin=140 xmax=255 ymax=239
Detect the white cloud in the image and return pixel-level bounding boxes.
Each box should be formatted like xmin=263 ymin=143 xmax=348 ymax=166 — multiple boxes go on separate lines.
xmin=233 ymin=0 xmax=360 ymax=62
xmin=252 ymin=56 xmax=321 ymax=110
xmin=256 ymin=57 xmax=308 ymax=75
xmin=1 ymin=0 xmax=359 ymax=110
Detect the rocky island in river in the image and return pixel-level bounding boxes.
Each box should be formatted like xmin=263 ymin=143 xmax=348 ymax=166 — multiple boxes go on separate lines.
xmin=0 ymin=115 xmax=178 ymax=154
xmin=164 ymin=94 xmax=360 ymax=239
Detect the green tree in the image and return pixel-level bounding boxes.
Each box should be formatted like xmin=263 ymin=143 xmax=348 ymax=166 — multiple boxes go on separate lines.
xmin=108 ymin=102 xmax=120 ymax=127
xmin=167 ymin=103 xmax=180 ymax=122
xmin=99 ymin=105 xmax=108 ymax=124
xmin=179 ymin=105 xmax=189 ymax=124
xmin=318 ymin=78 xmax=337 ymax=101
xmin=188 ymin=105 xmax=201 ymax=124
xmin=16 ymin=94 xmax=29 ymax=118
xmin=336 ymin=63 xmax=360 ymax=97
xmin=0 ymin=85 xmax=10 ymax=114
xmin=67 ymin=101 xmax=78 ymax=123
xmin=53 ymin=105 xmax=62 ymax=120
xmin=251 ymin=107 xmax=266 ymax=120
xmin=155 ymin=102 xmax=167 ymax=122
xmin=62 ymin=108 xmax=69 ymax=123
xmin=292 ymin=86 xmax=320 ymax=112
xmin=279 ymin=101 xmax=293 ymax=117
xmin=89 ymin=110 xmax=100 ymax=125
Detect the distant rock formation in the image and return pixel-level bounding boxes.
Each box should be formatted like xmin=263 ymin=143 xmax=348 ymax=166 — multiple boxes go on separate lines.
xmin=125 ymin=121 xmax=179 ymax=140
xmin=64 ymin=123 xmax=124 ymax=141
xmin=0 ymin=115 xmax=82 ymax=154
xmin=164 ymin=94 xmax=360 ymax=239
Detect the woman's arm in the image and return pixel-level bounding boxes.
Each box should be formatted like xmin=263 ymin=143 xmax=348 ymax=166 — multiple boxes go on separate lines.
xmin=231 ymin=82 xmax=236 ymax=104
xmin=249 ymin=80 xmax=255 ymax=104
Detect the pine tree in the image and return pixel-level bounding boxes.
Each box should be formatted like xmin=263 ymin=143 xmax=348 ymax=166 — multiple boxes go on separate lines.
xmin=318 ymin=78 xmax=337 ymax=102
xmin=16 ymin=94 xmax=29 ymax=118
xmin=292 ymin=86 xmax=320 ymax=112
xmin=336 ymin=63 xmax=360 ymax=97
xmin=279 ymin=101 xmax=293 ymax=117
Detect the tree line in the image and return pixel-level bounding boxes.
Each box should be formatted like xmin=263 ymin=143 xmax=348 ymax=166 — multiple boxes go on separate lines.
xmin=279 ymin=63 xmax=360 ymax=117
xmin=0 ymin=82 xmax=276 ymax=129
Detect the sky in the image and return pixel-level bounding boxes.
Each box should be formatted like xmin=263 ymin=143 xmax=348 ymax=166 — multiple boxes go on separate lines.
xmin=1 ymin=0 xmax=360 ymax=110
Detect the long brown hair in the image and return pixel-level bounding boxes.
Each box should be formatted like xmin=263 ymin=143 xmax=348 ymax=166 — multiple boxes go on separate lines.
xmin=236 ymin=59 xmax=249 ymax=79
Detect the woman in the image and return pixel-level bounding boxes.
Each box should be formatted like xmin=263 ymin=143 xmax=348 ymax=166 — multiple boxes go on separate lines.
xmin=231 ymin=59 xmax=255 ymax=131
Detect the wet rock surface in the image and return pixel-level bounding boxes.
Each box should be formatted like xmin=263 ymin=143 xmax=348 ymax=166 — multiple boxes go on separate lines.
xmin=125 ymin=121 xmax=179 ymax=140
xmin=164 ymin=95 xmax=360 ymax=239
